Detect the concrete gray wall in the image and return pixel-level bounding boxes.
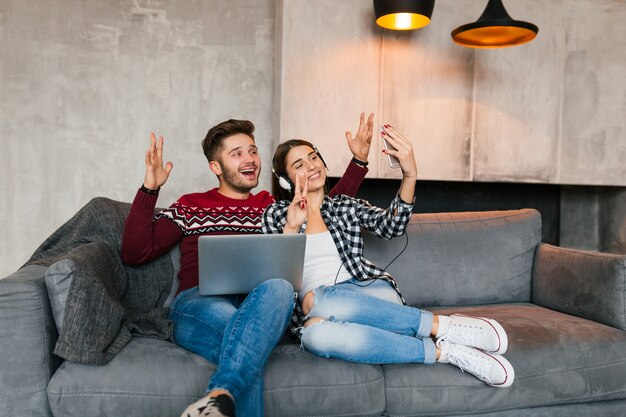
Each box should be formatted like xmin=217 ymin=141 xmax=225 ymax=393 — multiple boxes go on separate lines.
xmin=1 ymin=0 xmax=278 ymax=277
xmin=1 ymin=0 xmax=625 ymax=277
xmin=561 ymin=187 xmax=626 ymax=254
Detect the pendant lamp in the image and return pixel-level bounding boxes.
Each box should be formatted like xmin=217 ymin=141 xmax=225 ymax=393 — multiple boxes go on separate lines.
xmin=451 ymin=0 xmax=538 ymax=48
xmin=374 ymin=0 xmax=435 ymax=31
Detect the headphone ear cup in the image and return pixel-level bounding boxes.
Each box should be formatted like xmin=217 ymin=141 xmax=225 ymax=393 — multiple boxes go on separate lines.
xmin=278 ymin=175 xmax=293 ymax=192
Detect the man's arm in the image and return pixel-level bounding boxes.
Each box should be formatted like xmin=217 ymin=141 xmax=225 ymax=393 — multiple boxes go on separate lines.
xmin=328 ymin=160 xmax=368 ymax=198
xmin=328 ymin=112 xmax=373 ymax=198
xmin=121 ymin=133 xmax=182 ymax=265
xmin=121 ymin=190 xmax=183 ymax=265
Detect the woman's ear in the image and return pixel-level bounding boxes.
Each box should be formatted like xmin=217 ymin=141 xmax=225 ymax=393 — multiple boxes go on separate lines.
xmin=209 ymin=161 xmax=222 ymax=176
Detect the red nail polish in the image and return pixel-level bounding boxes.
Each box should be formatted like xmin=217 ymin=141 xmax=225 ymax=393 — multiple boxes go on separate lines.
xmin=384 ymin=124 xmax=389 ymax=128
xmin=381 ymin=131 xmax=386 ymax=136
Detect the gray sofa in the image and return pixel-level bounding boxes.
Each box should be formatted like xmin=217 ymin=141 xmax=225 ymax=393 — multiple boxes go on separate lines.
xmin=1 ymin=206 xmax=625 ymax=417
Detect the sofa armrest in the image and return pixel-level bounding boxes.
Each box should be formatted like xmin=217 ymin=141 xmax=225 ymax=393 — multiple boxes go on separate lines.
xmin=0 ymin=265 xmax=60 ymax=417
xmin=532 ymin=243 xmax=626 ymax=330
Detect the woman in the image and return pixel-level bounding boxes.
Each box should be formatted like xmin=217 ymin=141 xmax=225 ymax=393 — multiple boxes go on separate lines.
xmin=262 ymin=119 xmax=515 ymax=388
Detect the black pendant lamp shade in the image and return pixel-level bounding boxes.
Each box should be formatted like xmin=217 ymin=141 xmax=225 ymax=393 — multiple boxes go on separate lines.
xmin=374 ymin=0 xmax=435 ymax=31
xmin=451 ymin=0 xmax=538 ymax=48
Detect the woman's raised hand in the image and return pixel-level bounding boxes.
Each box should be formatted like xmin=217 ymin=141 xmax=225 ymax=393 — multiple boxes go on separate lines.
xmin=284 ymin=174 xmax=309 ymax=234
xmin=380 ymin=125 xmax=417 ymax=179
xmin=144 ymin=132 xmax=173 ymax=190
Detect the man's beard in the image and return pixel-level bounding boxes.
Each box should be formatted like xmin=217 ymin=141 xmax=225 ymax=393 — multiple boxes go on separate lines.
xmin=221 ymin=165 xmax=259 ymax=194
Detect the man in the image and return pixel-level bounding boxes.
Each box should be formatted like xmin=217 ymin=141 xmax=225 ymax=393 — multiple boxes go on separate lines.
xmin=121 ymin=114 xmax=374 ymax=417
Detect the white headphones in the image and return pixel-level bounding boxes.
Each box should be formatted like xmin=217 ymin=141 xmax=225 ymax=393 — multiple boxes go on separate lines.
xmin=272 ymin=168 xmax=294 ymax=192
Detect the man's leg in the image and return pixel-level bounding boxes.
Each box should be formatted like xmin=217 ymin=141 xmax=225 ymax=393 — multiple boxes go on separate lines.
xmin=174 ymin=279 xmax=294 ymax=417
xmin=169 ymin=287 xmax=238 ymax=365
xmin=207 ymin=279 xmax=295 ymax=417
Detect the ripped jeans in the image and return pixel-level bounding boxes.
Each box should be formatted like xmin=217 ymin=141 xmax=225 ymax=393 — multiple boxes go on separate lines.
xmin=300 ymin=278 xmax=437 ymax=365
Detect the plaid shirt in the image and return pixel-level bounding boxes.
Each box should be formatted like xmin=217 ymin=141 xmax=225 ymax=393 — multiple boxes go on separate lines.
xmin=262 ymin=193 xmax=414 ymax=340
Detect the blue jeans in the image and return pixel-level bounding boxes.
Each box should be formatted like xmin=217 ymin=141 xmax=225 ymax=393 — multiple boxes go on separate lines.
xmin=168 ymin=279 xmax=295 ymax=417
xmin=301 ymin=278 xmax=437 ymax=364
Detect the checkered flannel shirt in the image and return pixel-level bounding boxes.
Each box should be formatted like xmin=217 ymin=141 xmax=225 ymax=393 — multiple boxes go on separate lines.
xmin=262 ymin=193 xmax=415 ymax=341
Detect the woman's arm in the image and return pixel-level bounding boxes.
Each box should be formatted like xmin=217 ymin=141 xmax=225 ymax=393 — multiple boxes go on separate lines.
xmin=354 ymin=194 xmax=414 ymax=240
xmin=380 ymin=125 xmax=417 ymax=206
xmin=352 ymin=125 xmax=417 ymax=239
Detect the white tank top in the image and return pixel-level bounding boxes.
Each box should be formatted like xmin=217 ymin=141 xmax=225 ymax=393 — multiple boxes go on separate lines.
xmin=300 ymin=231 xmax=352 ymax=301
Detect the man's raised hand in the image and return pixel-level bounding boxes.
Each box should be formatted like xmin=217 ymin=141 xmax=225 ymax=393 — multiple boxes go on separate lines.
xmin=144 ymin=132 xmax=173 ymax=190
xmin=345 ymin=112 xmax=374 ymax=164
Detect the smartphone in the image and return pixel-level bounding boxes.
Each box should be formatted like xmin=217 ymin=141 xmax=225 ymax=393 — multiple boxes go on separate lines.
xmin=380 ymin=127 xmax=401 ymax=169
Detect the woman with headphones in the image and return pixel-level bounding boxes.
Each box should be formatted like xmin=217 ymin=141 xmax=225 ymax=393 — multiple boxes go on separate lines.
xmin=262 ymin=115 xmax=515 ymax=388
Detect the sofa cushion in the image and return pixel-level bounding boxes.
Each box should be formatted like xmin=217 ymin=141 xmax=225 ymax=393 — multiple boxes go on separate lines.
xmin=47 ymin=339 xmax=385 ymax=417
xmin=0 ymin=265 xmax=59 ymax=417
xmin=383 ymin=303 xmax=626 ymax=416
xmin=264 ymin=344 xmax=385 ymax=417
xmin=45 ymin=259 xmax=74 ymax=333
xmin=533 ymin=243 xmax=626 ymax=331
xmin=47 ymin=337 xmax=213 ymax=417
xmin=363 ymin=209 xmax=541 ymax=307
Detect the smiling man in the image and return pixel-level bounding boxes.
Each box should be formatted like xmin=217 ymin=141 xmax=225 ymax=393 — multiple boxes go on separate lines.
xmin=121 ymin=116 xmax=373 ymax=417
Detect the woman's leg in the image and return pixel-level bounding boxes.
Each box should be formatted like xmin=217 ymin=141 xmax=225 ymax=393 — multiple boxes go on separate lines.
xmin=300 ymin=313 xmax=514 ymax=388
xmin=302 ymin=321 xmax=436 ymax=364
xmin=304 ymin=280 xmax=433 ymax=338
xmin=305 ymin=279 xmax=508 ymax=354
xmin=301 ymin=319 xmax=437 ymax=364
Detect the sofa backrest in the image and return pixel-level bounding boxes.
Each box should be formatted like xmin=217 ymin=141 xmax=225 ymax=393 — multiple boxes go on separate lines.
xmin=363 ymin=209 xmax=541 ymax=307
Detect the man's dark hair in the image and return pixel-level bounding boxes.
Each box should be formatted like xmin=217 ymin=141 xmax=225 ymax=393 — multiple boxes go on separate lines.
xmin=202 ymin=119 xmax=255 ymax=163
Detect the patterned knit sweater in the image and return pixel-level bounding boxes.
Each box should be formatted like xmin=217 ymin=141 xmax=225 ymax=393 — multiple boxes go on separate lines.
xmin=122 ymin=189 xmax=273 ymax=293
xmin=121 ymin=161 xmax=367 ymax=294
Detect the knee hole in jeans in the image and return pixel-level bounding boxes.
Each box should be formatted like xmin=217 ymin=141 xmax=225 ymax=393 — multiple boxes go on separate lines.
xmin=302 ymin=290 xmax=316 ymax=316
xmin=303 ymin=316 xmax=324 ymax=328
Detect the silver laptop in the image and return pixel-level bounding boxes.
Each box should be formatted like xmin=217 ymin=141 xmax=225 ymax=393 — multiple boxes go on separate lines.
xmin=198 ymin=234 xmax=306 ymax=295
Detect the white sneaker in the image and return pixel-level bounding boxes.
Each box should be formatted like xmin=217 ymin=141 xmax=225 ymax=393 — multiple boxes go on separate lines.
xmin=439 ymin=314 xmax=508 ymax=354
xmin=437 ymin=339 xmax=515 ymax=388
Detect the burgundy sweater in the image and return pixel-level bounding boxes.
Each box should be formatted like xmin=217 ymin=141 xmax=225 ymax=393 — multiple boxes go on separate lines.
xmin=121 ymin=161 xmax=367 ymax=294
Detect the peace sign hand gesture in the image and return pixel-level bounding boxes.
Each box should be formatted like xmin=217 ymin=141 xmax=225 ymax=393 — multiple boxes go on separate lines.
xmin=284 ymin=174 xmax=308 ymax=234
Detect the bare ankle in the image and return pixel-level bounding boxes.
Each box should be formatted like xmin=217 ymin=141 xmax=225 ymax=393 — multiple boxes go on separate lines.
xmin=208 ymin=389 xmax=233 ymax=401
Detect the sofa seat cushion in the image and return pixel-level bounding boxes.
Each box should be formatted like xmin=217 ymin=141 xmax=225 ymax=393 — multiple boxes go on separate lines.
xmin=47 ymin=337 xmax=214 ymax=417
xmin=47 ymin=339 xmax=385 ymax=417
xmin=383 ymin=303 xmax=626 ymax=416
xmin=264 ymin=344 xmax=385 ymax=417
